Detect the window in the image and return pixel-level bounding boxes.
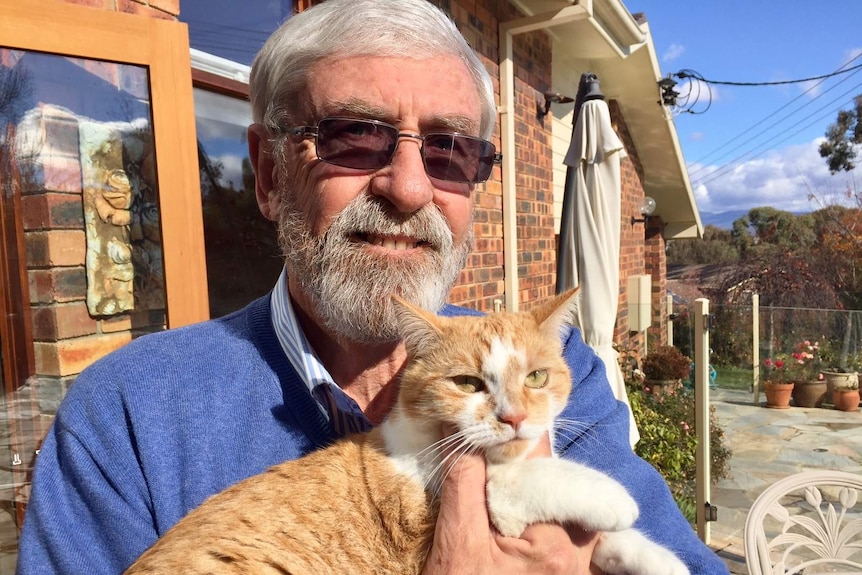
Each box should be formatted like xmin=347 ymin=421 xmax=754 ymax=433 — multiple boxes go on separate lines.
xmin=183 ymin=0 xmax=290 ymax=318
xmin=194 ymin=88 xmax=282 ymax=318
xmin=1 ymin=3 xmax=205 ymax=568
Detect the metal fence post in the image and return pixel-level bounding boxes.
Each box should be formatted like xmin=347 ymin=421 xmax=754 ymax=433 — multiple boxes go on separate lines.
xmin=667 ymin=293 xmax=674 ymax=345
xmin=694 ymin=298 xmax=712 ymax=543
xmin=752 ymin=293 xmax=760 ymax=404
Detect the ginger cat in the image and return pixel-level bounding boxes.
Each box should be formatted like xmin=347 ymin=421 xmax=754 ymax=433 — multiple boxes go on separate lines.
xmin=125 ymin=290 xmax=689 ymax=575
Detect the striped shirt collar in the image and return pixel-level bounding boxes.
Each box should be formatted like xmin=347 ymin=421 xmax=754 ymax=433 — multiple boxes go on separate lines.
xmin=270 ymin=268 xmax=335 ymax=417
xmin=269 ymin=268 xmax=372 ymax=434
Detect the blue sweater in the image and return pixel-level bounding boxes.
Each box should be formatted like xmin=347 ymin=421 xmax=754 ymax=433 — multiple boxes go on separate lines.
xmin=17 ymin=295 xmax=727 ymax=574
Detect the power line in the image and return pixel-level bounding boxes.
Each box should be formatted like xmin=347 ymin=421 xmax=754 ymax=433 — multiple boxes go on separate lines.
xmin=692 ymin=90 xmax=862 ymax=189
xmin=677 ymin=52 xmax=862 ymax=189
xmin=687 ymin=57 xmax=862 ymax=177
xmin=677 ymin=61 xmax=862 ymax=87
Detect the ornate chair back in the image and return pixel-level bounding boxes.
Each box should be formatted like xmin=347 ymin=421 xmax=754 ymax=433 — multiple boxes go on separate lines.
xmin=744 ymin=470 xmax=862 ymax=575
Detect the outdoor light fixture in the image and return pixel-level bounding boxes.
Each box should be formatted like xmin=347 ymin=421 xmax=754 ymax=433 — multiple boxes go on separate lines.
xmin=631 ymin=196 xmax=657 ymax=225
xmin=538 ymin=91 xmax=574 ymax=119
xmin=658 ymin=75 xmax=679 ymax=107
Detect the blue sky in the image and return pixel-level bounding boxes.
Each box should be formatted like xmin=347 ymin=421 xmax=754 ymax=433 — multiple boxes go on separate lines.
xmin=624 ymin=1 xmax=862 ymax=215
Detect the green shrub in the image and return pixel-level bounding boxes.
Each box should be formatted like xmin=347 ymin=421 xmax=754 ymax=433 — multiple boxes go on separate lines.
xmin=627 ymin=379 xmax=732 ymax=523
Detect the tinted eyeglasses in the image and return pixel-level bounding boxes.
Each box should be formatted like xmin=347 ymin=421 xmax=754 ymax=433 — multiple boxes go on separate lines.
xmin=286 ymin=117 xmax=502 ymax=183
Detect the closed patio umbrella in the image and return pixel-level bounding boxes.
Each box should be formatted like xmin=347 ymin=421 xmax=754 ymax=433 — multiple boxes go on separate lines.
xmin=556 ymin=73 xmax=638 ymax=446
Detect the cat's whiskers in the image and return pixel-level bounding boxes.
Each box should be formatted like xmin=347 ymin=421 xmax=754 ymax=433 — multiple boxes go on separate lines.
xmin=554 ymin=419 xmax=615 ymax=458
xmin=429 ymin=441 xmax=482 ymax=497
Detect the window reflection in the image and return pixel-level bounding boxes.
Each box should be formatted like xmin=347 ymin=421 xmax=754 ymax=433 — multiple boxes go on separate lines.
xmin=0 ymin=48 xmax=165 ymax=570
xmin=194 ymin=88 xmax=281 ymax=318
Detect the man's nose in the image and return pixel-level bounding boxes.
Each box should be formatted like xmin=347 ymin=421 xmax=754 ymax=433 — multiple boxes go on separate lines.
xmin=369 ymin=137 xmax=434 ymax=213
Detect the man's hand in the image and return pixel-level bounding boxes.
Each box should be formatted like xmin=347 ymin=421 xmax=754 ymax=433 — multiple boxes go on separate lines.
xmin=422 ymin=434 xmax=605 ymax=574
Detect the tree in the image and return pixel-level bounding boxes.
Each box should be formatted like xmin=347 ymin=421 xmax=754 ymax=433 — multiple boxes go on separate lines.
xmin=666 ymin=225 xmax=739 ymax=265
xmin=819 ymin=94 xmax=862 ymax=174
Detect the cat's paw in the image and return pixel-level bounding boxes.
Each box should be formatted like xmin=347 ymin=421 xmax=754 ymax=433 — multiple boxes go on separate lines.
xmin=593 ymin=530 xmax=690 ymax=575
xmin=485 ymin=459 xmax=639 ymax=535
xmin=573 ymin=477 xmax=639 ymax=532
xmin=488 ymin=507 xmax=528 ymax=538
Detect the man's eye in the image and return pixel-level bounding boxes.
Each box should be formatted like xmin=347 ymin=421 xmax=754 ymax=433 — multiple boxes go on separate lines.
xmin=427 ymin=134 xmax=456 ymax=151
xmin=524 ymin=369 xmax=548 ymax=389
xmin=453 ymin=375 xmax=485 ymax=393
xmin=341 ymin=122 xmax=377 ymax=137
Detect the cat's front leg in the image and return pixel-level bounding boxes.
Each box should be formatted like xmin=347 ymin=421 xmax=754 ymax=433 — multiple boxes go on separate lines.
xmin=485 ymin=458 xmax=639 ymax=538
xmin=593 ymin=529 xmax=690 ymax=575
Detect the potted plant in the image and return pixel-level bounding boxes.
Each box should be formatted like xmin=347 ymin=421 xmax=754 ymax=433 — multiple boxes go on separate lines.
xmin=832 ymin=372 xmax=860 ymax=412
xmin=820 ymin=344 xmax=860 ymax=402
xmin=786 ymin=340 xmax=827 ymax=408
xmin=641 ymin=345 xmax=691 ymax=396
xmin=763 ymin=356 xmax=794 ymax=409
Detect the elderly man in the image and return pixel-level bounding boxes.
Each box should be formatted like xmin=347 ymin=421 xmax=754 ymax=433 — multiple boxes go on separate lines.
xmin=17 ymin=0 xmax=727 ymax=573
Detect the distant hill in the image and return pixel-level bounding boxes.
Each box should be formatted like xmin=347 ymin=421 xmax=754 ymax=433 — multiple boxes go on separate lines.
xmin=700 ymin=209 xmax=811 ymax=229
xmin=699 ymin=210 xmax=749 ymax=229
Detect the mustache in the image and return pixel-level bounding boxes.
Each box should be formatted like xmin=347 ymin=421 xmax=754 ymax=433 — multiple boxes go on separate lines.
xmin=325 ymin=195 xmax=454 ymax=251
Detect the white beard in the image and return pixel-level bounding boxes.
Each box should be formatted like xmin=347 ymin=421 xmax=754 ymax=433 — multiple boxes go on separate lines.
xmin=276 ymin=193 xmax=472 ymax=343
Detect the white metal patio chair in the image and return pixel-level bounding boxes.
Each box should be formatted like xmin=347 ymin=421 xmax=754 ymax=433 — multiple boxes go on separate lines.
xmin=744 ymin=470 xmax=862 ymax=575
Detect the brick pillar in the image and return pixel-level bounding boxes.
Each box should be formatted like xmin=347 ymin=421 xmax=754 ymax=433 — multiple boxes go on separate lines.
xmin=645 ymin=220 xmax=667 ymax=347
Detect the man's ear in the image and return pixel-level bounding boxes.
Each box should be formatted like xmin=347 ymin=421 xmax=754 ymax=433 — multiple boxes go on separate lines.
xmin=248 ymin=123 xmax=280 ymax=222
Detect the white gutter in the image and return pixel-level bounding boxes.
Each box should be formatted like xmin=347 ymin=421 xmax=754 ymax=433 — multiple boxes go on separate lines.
xmin=190 ymin=47 xmax=250 ymax=83
xmin=498 ymin=0 xmax=641 ymax=311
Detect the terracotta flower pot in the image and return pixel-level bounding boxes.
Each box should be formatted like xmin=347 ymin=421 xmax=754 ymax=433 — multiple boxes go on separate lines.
xmin=764 ymin=381 xmax=794 ymax=409
xmin=832 ymin=388 xmax=860 ymax=412
xmin=792 ymin=380 xmax=827 ymax=408
xmin=644 ymin=379 xmax=681 ymax=396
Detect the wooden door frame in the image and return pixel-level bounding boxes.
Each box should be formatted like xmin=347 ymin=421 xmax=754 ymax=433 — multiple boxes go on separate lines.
xmin=0 ymin=124 xmax=35 ymax=395
xmin=0 ymin=0 xmax=209 ymax=328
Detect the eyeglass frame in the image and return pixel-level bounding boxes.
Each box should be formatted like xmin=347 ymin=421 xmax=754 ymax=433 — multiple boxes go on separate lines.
xmin=283 ymin=116 xmax=502 ymax=184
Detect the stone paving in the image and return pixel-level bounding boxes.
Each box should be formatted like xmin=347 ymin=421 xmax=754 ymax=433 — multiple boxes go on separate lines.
xmin=705 ymin=387 xmax=862 ymax=574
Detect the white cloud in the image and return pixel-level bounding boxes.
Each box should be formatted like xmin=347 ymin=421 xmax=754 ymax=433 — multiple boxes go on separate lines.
xmin=690 ymin=138 xmax=860 ymax=214
xmin=214 ymin=153 xmax=246 ymax=189
xmin=663 ymin=43 xmax=685 ymax=62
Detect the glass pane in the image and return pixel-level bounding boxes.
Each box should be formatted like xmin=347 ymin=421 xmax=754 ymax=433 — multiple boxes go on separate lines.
xmin=194 ymin=88 xmax=281 ymax=318
xmin=0 ymin=48 xmax=166 ymax=571
xmin=180 ymin=0 xmax=294 ymax=66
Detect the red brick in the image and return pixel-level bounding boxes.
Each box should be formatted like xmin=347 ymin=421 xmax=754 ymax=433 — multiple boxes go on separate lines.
xmin=116 ymin=0 xmax=173 ymax=19
xmin=21 ymin=193 xmax=84 ymax=230
xmin=25 ymin=230 xmax=86 ymax=267
xmin=42 ymin=156 xmax=83 ymax=194
xmin=34 ymin=332 xmax=131 ymax=377
xmin=148 ymin=0 xmax=179 ymax=16
xmin=29 ymin=268 xmax=87 ymax=304
xmin=32 ymin=302 xmax=98 ymax=341
xmin=101 ymin=314 xmax=132 ymax=333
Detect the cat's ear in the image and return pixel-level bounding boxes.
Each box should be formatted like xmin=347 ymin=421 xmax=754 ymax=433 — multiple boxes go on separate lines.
xmin=531 ymin=288 xmax=580 ymax=339
xmin=390 ymin=296 xmax=445 ymax=357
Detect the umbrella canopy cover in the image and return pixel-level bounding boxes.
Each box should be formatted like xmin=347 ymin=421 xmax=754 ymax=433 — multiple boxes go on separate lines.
xmin=557 ymin=98 xmax=639 ymax=446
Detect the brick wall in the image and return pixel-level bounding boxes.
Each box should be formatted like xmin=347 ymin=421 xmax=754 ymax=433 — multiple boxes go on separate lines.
xmin=436 ymin=0 xmax=555 ymax=312
xmin=612 ymin=100 xmax=642 ymax=354
xmin=19 ymin=104 xmax=167 ymax=383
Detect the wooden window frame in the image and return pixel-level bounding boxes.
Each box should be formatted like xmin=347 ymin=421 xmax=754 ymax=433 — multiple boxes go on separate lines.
xmin=0 ymin=0 xmax=209 ymax=328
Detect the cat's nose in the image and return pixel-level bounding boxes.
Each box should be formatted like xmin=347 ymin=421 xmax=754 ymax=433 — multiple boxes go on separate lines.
xmin=499 ymin=411 xmax=526 ymax=431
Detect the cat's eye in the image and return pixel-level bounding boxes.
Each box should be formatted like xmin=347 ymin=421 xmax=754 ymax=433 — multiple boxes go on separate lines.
xmin=524 ymin=369 xmax=549 ymax=389
xmin=452 ymin=375 xmax=485 ymax=393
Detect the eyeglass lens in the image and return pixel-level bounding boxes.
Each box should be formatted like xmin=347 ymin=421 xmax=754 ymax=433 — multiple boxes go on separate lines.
xmin=314 ymin=118 xmax=496 ymax=183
